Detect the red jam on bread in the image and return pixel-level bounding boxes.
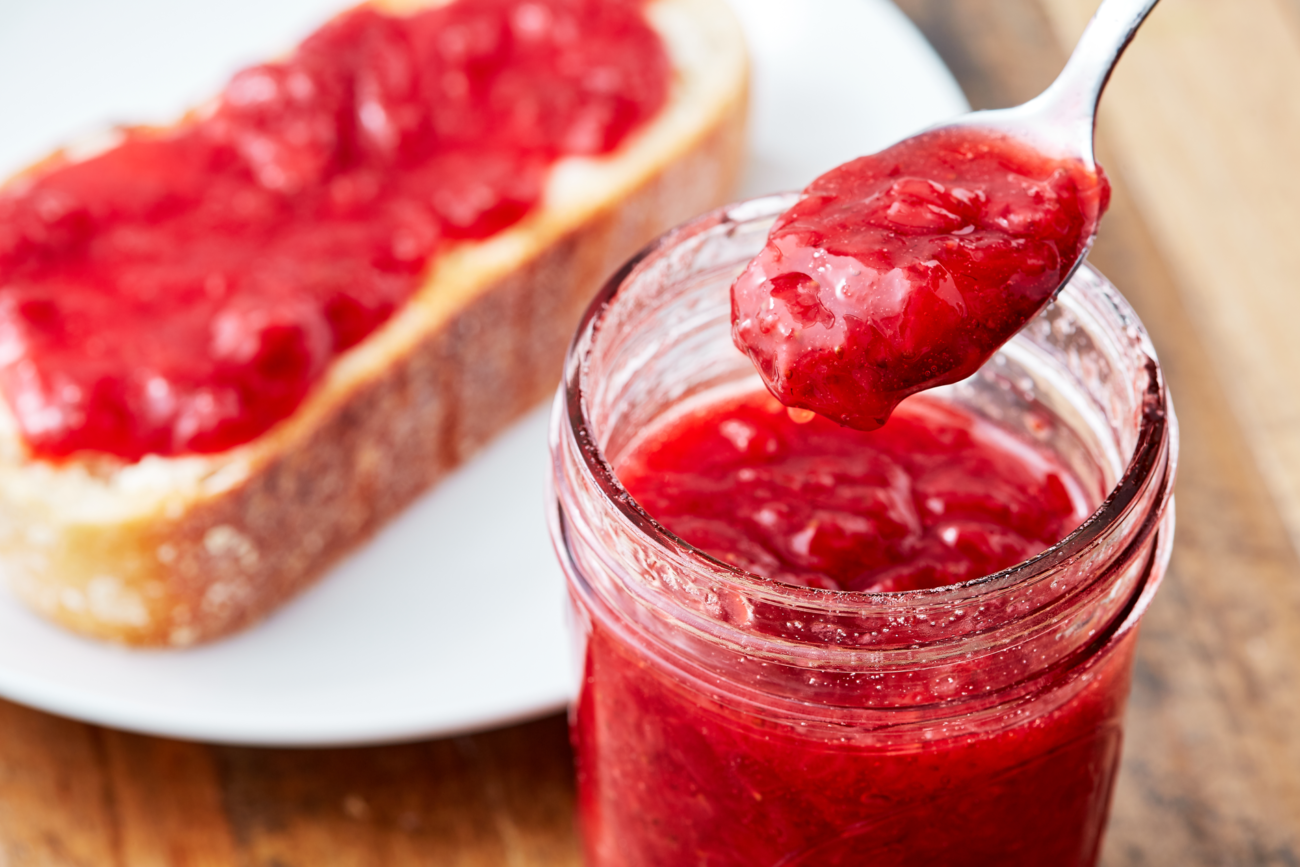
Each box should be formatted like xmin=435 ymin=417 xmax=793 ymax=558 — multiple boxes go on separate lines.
xmin=0 ymin=0 xmax=668 ymax=461
xmin=731 ymin=127 xmax=1109 ymax=430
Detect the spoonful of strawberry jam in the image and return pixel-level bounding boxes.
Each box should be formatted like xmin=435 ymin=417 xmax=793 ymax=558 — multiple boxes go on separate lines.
xmin=732 ymin=0 xmax=1158 ymax=430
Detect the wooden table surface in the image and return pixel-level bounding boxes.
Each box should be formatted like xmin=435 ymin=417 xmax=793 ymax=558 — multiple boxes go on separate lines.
xmin=6 ymin=1 xmax=1300 ymax=864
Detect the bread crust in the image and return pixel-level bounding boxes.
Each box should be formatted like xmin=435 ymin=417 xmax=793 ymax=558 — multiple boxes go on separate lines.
xmin=0 ymin=0 xmax=748 ymax=645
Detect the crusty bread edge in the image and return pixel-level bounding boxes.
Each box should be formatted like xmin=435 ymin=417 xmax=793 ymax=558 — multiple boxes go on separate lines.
xmin=0 ymin=0 xmax=748 ymax=646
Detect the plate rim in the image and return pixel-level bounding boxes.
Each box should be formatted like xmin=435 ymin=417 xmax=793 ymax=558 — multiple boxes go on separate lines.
xmin=0 ymin=0 xmax=968 ymax=746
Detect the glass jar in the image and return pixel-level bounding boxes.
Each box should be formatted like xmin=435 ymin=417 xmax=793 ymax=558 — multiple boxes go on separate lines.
xmin=547 ymin=193 xmax=1177 ymax=867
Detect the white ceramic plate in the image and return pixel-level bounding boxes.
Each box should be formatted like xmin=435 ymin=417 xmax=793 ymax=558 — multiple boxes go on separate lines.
xmin=0 ymin=0 xmax=968 ymax=745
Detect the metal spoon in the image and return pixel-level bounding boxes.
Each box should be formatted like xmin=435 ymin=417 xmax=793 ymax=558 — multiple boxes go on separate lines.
xmin=730 ymin=0 xmax=1162 ymax=432
xmin=945 ymin=0 xmax=1159 ymax=172
xmin=915 ymin=0 xmax=1163 ymax=342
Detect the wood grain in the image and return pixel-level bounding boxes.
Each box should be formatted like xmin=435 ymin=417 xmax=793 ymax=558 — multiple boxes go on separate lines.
xmin=98 ymin=731 xmax=239 ymax=867
xmin=210 ymin=716 xmax=579 ymax=867
xmin=0 ymin=702 xmax=119 ymax=866
xmin=0 ymin=708 xmax=578 ymax=866
xmin=894 ymin=0 xmax=1300 ymax=862
xmin=1040 ymin=0 xmax=1300 ymax=558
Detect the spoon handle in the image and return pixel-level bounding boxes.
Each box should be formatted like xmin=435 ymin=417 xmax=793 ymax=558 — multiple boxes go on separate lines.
xmin=1036 ymin=0 xmax=1161 ymax=163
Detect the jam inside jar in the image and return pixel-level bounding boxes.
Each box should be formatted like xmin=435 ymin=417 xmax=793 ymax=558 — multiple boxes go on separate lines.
xmin=547 ymin=193 xmax=1177 ymax=867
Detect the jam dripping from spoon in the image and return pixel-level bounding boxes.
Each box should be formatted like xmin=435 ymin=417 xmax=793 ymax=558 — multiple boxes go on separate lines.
xmin=732 ymin=0 xmax=1158 ymax=429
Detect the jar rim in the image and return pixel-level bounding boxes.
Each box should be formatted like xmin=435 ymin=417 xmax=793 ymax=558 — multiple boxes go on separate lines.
xmin=561 ymin=193 xmax=1177 ymax=616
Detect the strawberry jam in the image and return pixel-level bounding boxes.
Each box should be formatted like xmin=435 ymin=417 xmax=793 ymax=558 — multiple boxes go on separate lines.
xmin=0 ymin=0 xmax=668 ymax=461
xmin=575 ymin=615 xmax=1137 ymax=867
xmin=732 ymin=127 xmax=1109 ymax=430
xmin=616 ymin=389 xmax=1091 ymax=593
xmin=573 ymin=388 xmax=1130 ymax=867
xmin=555 ymin=161 xmax=1171 ymax=867
xmin=571 ymin=387 xmax=1136 ymax=867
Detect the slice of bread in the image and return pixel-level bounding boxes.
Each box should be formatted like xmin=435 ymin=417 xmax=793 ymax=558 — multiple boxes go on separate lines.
xmin=0 ymin=0 xmax=748 ymax=646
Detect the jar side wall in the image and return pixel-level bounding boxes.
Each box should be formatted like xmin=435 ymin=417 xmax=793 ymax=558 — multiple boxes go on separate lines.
xmin=571 ymin=597 xmax=1139 ymax=867
xmin=558 ymin=481 xmax=1172 ymax=721
xmin=551 ymin=194 xmax=1177 ymax=867
xmin=561 ymin=505 xmax=1175 ymax=867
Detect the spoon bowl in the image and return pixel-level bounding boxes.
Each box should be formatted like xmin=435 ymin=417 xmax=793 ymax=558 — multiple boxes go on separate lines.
xmin=729 ymin=0 xmax=1162 ymax=431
